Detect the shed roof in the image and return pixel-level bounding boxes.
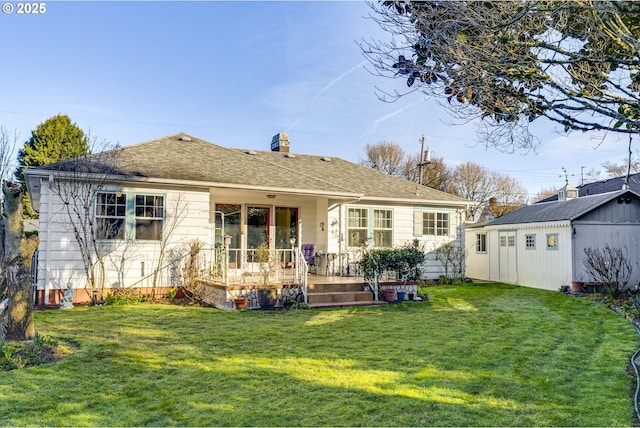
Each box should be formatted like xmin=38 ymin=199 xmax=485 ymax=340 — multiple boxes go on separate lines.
xmin=488 ymin=190 xmax=639 ymax=226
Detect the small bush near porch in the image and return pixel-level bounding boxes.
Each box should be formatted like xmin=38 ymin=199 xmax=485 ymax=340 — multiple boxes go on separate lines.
xmin=1 ymin=283 xmax=637 ymax=426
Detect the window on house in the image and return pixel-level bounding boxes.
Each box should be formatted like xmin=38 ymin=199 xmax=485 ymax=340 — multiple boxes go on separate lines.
xmin=546 ymin=233 xmax=558 ymax=250
xmin=347 ymin=208 xmax=368 ymax=247
xmin=507 ymin=236 xmax=515 ymax=247
xmin=96 ymin=192 xmax=126 ymax=240
xmin=525 ymin=234 xmax=536 ymax=249
xmin=135 ymin=195 xmax=164 ymax=240
xmin=423 ymin=212 xmax=449 ymax=236
xmin=373 ymin=209 xmax=393 ymax=248
xmin=476 ymin=233 xmax=487 ymax=252
xmin=500 ymin=236 xmax=507 ymax=247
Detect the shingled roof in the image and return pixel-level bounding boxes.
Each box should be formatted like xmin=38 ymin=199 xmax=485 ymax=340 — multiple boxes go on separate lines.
xmin=26 ymin=133 xmax=469 ymax=207
xmin=538 ymin=172 xmax=640 ymax=203
xmin=488 ymin=190 xmax=638 ymax=226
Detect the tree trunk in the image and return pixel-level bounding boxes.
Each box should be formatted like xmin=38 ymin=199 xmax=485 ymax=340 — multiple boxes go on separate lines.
xmin=3 ymin=181 xmax=34 ymax=341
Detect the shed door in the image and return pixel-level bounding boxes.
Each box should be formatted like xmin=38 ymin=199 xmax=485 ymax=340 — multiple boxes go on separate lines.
xmin=498 ymin=231 xmax=517 ymax=283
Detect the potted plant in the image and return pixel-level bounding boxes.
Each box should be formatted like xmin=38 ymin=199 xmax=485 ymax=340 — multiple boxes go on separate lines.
xmin=571 ymin=274 xmax=585 ymax=293
xmin=233 ymin=295 xmax=249 ymax=310
xmin=256 ymin=244 xmax=278 ymax=309
xmin=382 ymin=288 xmax=396 ymax=302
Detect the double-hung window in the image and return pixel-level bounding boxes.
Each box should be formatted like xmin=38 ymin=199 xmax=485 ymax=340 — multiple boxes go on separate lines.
xmin=347 ymin=208 xmax=368 ymax=247
xmin=347 ymin=207 xmax=394 ymax=248
xmin=96 ymin=192 xmax=126 ymax=240
xmin=135 ymin=195 xmax=164 ymax=240
xmin=373 ymin=209 xmax=393 ymax=248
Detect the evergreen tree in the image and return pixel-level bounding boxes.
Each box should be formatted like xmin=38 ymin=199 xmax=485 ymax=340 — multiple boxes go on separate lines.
xmin=15 ymin=114 xmax=89 ymax=218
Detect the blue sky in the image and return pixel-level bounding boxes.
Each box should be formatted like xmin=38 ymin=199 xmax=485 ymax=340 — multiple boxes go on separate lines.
xmin=0 ymin=1 xmax=632 ymax=199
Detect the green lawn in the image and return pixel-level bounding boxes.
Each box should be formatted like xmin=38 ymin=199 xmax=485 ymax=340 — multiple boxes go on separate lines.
xmin=0 ymin=283 xmax=638 ymax=426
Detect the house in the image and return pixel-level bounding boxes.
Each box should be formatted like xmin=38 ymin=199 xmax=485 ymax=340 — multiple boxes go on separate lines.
xmin=24 ymin=133 xmax=470 ymax=308
xmin=466 ymin=182 xmax=640 ymax=291
xmin=538 ymin=171 xmax=640 ymax=202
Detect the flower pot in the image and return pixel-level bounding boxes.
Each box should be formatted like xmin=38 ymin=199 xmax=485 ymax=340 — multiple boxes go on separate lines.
xmin=234 ymin=296 xmax=249 ymax=310
xmin=382 ymin=289 xmax=396 ymax=302
xmin=571 ymin=281 xmax=584 ymax=293
xmin=258 ymin=289 xmax=278 ymax=310
xmin=397 ymin=291 xmax=406 ymax=301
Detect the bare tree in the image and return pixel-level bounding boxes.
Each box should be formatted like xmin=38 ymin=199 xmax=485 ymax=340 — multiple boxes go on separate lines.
xmin=361 ymin=1 xmax=640 ymax=151
xmin=360 ymin=140 xmax=406 ymax=176
xmin=490 ymin=175 xmax=527 ymax=217
xmin=534 ymin=187 xmax=559 ymax=203
xmin=402 ymin=153 xmax=452 ymax=192
xmin=46 ymin=142 xmax=122 ymax=304
xmin=448 ymin=162 xmax=497 ymax=220
xmin=601 ymin=157 xmax=640 ymax=178
xmin=151 ymin=193 xmax=189 ymax=295
xmin=583 ymin=245 xmax=632 ymax=291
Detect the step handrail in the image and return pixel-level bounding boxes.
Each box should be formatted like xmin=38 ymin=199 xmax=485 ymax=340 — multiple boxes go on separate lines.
xmin=362 ymin=247 xmax=379 ymax=301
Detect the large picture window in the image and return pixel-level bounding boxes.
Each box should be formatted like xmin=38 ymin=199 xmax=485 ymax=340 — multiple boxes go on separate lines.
xmin=96 ymin=192 xmax=126 ymax=240
xmin=135 ymin=195 xmax=164 ymax=240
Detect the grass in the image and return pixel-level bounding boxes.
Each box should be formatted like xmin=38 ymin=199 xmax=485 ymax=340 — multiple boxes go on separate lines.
xmin=0 ymin=282 xmax=638 ymax=426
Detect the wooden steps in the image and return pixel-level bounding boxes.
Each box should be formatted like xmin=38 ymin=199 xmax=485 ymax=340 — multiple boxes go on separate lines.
xmin=307 ymin=280 xmax=387 ymax=309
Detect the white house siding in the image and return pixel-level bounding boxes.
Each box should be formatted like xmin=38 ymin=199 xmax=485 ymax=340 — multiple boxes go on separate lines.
xmin=37 ymin=183 xmax=211 ymax=299
xmin=335 ymin=203 xmax=465 ymax=280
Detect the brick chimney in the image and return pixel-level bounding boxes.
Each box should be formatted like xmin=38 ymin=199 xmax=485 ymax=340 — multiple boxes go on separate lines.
xmin=271 ymin=132 xmax=290 ymax=153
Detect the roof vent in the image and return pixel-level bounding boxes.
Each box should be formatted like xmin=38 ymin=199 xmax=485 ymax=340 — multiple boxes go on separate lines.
xmin=321 ymin=157 xmax=332 ymax=162
xmin=245 ymin=150 xmax=257 ymax=155
xmin=179 ymin=135 xmax=192 ymax=142
xmin=284 ymin=153 xmax=296 ymax=158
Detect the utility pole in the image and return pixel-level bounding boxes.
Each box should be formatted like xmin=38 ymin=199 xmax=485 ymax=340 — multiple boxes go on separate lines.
xmin=417 ymin=135 xmax=431 ymax=186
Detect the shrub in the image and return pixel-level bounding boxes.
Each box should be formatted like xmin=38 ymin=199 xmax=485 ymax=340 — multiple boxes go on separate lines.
xmin=105 ymin=288 xmax=146 ymax=305
xmin=435 ymin=242 xmax=467 ymax=281
xmin=359 ymin=246 xmax=425 ymax=282
xmin=583 ymin=245 xmax=632 ymax=291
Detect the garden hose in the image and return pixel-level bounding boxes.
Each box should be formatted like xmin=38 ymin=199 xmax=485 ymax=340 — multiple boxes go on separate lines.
xmin=631 ymin=325 xmax=640 ymax=421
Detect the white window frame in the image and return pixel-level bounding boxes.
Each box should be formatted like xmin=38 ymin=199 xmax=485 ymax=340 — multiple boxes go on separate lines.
xmin=96 ymin=192 xmax=126 ymax=240
xmin=373 ymin=209 xmax=393 ymax=248
xmin=475 ymin=233 xmax=487 ymax=253
xmin=134 ymin=194 xmax=165 ymax=241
